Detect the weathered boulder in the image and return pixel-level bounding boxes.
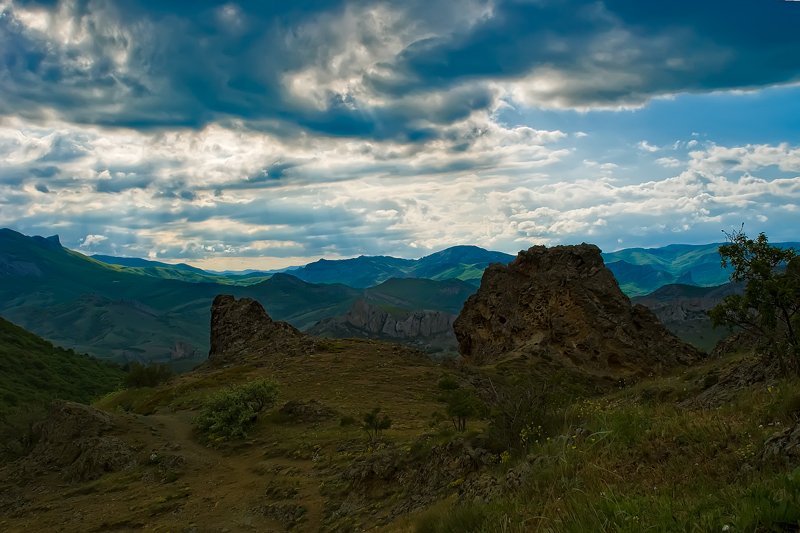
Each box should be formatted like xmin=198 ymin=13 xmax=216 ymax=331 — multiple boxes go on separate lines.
xmin=453 ymin=244 xmax=700 ymax=378
xmin=207 ymin=294 xmax=316 ymax=368
xmin=171 ymin=341 xmax=199 ymax=361
xmin=308 ymin=298 xmax=458 ymax=353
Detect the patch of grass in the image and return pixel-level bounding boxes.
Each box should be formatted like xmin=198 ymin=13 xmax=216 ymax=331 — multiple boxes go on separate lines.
xmin=317 ymin=340 xmax=347 ymax=353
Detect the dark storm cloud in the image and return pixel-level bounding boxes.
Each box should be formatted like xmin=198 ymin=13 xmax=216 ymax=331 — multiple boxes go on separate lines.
xmin=2 ymin=0 xmax=797 ymax=139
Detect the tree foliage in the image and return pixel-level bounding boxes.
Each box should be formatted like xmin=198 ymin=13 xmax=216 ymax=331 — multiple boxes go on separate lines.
xmin=124 ymin=362 xmax=174 ymax=389
xmin=193 ymin=378 xmax=279 ymax=440
xmin=708 ymin=227 xmax=800 ymax=371
xmin=362 ymin=407 xmax=392 ymax=440
xmin=436 ymin=375 xmax=486 ymax=432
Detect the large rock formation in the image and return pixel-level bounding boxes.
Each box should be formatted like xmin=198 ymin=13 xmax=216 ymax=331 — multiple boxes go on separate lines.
xmin=453 ymin=244 xmax=700 ymax=378
xmin=207 ymin=294 xmax=316 ymax=368
xmin=308 ymin=299 xmax=458 ymax=354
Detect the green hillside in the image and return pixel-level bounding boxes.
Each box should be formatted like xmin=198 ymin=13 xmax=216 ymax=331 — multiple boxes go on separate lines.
xmin=0 ymin=317 xmax=124 ymax=415
xmin=0 ymin=229 xmax=479 ymax=365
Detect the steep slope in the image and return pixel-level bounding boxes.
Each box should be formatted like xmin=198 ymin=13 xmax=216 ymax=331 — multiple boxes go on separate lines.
xmin=0 ymin=317 xmax=124 ymax=415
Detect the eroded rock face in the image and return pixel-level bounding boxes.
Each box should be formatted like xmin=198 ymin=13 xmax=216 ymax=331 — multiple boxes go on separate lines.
xmin=453 ymin=244 xmax=700 ymax=377
xmin=308 ymin=299 xmax=457 ymax=352
xmin=207 ymin=294 xmax=316 ymax=368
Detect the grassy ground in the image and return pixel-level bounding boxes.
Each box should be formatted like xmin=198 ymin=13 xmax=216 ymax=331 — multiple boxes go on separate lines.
xmin=3 ymin=339 xmax=800 ymax=532
xmin=403 ymin=365 xmax=800 ymax=533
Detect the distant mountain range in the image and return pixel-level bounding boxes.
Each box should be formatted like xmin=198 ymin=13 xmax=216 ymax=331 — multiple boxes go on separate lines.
xmin=3 ymin=227 xmax=797 ymax=365
xmin=0 ymin=229 xmax=478 ymax=366
xmin=87 ymin=241 xmax=800 ymax=296
xmin=603 ymin=242 xmax=800 ymax=296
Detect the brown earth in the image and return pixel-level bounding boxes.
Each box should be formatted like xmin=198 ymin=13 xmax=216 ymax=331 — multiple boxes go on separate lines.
xmin=0 ymin=338 xmax=470 ymax=533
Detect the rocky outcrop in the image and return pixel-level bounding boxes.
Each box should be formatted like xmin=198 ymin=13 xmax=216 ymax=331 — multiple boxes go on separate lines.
xmin=8 ymin=400 xmax=136 ymax=483
xmin=453 ymin=244 xmax=700 ymax=378
xmin=171 ymin=341 xmax=199 ymax=361
xmin=207 ymin=294 xmax=317 ymax=368
xmin=308 ymin=299 xmax=457 ymax=353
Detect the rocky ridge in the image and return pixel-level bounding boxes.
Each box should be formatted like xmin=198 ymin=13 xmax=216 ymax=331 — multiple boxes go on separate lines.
xmin=308 ymin=298 xmax=458 ymax=353
xmin=454 ymin=244 xmax=700 ymax=379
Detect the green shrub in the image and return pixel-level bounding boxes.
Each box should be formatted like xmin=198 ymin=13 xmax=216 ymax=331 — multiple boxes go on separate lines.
xmin=193 ymin=378 xmax=279 ymax=440
xmin=339 ymin=415 xmax=356 ymax=427
xmin=124 ymin=362 xmax=174 ymax=389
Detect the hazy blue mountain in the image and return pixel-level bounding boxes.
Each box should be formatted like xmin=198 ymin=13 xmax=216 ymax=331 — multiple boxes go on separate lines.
xmin=290 ymin=245 xmax=515 ymax=287
xmin=601 ymin=242 xmax=800 ymax=296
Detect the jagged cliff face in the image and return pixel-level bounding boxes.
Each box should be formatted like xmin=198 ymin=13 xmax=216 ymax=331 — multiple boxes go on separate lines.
xmin=308 ymin=299 xmax=458 ymax=353
xmin=453 ymin=244 xmax=700 ymax=378
xmin=207 ymin=294 xmax=316 ymax=368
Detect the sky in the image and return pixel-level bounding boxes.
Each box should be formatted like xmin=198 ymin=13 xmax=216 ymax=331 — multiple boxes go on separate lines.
xmin=1 ymin=0 xmax=799 ymax=270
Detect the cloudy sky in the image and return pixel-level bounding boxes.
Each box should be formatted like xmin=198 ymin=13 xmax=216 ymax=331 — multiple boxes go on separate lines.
xmin=1 ymin=0 xmax=799 ymax=270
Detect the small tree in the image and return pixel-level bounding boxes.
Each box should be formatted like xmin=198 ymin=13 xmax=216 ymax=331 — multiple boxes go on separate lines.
xmin=362 ymin=407 xmax=391 ymax=440
xmin=437 ymin=375 xmax=486 ymax=432
xmin=707 ymin=227 xmax=800 ymax=372
xmin=445 ymin=387 xmax=485 ymax=432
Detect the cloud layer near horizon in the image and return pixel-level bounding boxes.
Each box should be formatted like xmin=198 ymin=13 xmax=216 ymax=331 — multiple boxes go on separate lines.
xmin=1 ymin=0 xmax=799 ymax=267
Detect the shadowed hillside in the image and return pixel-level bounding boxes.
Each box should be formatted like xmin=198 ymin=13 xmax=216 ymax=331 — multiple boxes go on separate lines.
xmin=0 ymin=317 xmax=124 ymax=416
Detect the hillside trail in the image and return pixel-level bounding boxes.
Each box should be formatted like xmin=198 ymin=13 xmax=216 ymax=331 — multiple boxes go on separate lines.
xmin=116 ymin=408 xmax=328 ymax=532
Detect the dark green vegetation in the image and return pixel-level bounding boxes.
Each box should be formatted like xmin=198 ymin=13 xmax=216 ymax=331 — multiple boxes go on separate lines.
xmin=124 ymin=362 xmax=175 ymax=388
xmin=0 ymin=317 xmax=124 ymax=416
xmin=193 ymin=377 xmax=279 ymax=440
xmin=437 ymin=376 xmax=486 ymax=432
xmin=709 ymin=228 xmax=799 ymax=370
